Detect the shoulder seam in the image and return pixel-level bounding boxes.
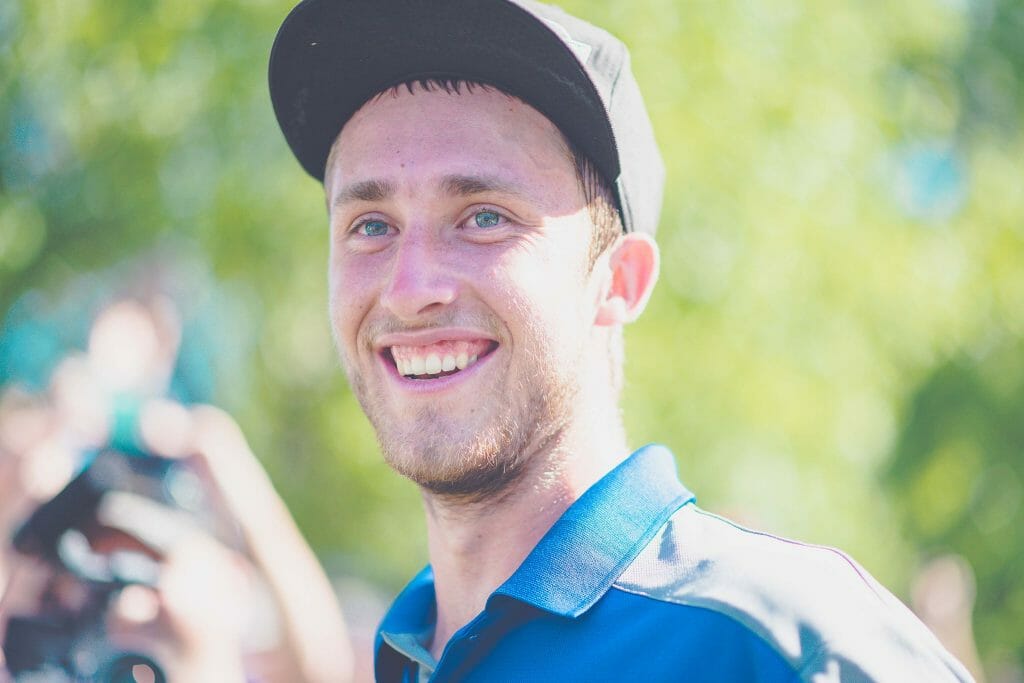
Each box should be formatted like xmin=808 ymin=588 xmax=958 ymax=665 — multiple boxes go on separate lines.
xmin=690 ymin=507 xmax=887 ymax=602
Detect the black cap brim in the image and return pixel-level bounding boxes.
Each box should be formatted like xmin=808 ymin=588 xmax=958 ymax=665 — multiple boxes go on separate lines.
xmin=268 ymin=0 xmax=619 ymax=187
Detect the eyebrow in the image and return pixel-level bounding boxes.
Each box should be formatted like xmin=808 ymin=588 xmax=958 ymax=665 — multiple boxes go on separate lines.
xmin=440 ymin=174 xmax=525 ymax=199
xmin=332 ymin=173 xmax=525 ymax=210
xmin=332 ymin=179 xmax=396 ymax=208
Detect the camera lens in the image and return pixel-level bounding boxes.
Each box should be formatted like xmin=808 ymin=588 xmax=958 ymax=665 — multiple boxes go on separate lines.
xmin=103 ymin=653 xmax=166 ymax=683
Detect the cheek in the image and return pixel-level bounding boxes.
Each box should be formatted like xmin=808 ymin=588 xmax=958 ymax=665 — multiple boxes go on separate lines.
xmin=327 ymin=255 xmax=375 ymax=343
xmin=503 ymin=237 xmax=589 ymax=308
xmin=495 ymin=252 xmax=590 ymax=346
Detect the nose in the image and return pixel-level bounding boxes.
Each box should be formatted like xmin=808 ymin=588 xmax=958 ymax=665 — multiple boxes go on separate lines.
xmin=379 ymin=233 xmax=458 ymax=321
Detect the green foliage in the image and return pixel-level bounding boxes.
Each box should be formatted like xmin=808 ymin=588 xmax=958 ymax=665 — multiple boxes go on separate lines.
xmin=886 ymin=339 xmax=1024 ymax=666
xmin=2 ymin=0 xmax=1022 ymax=673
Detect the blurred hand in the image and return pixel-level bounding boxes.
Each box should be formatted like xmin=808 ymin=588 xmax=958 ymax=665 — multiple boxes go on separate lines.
xmin=0 ymin=555 xmax=55 ymax=679
xmin=0 ymin=388 xmax=73 ymax=592
xmin=0 ymin=386 xmax=352 ymax=683
xmin=179 ymin=404 xmax=355 ymax=683
xmin=105 ymin=533 xmax=250 ymax=682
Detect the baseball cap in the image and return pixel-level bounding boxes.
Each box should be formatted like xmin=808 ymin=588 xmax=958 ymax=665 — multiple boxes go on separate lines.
xmin=268 ymin=0 xmax=665 ymax=235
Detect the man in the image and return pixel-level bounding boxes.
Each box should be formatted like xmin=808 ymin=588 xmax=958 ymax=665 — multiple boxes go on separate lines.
xmin=269 ymin=1 xmax=974 ymax=680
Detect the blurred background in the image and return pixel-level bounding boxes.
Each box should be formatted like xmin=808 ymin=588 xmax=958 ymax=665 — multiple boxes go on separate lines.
xmin=0 ymin=0 xmax=1021 ymax=679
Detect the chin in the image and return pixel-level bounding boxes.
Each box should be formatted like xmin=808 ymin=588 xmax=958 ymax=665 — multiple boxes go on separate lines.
xmin=361 ymin=362 xmax=579 ymax=502
xmin=375 ymin=411 xmax=539 ymax=502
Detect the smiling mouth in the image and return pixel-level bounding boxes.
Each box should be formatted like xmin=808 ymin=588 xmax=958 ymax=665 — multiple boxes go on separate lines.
xmin=387 ymin=340 xmax=498 ymax=380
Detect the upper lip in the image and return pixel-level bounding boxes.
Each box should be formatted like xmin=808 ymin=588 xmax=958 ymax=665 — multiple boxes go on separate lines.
xmin=374 ymin=328 xmax=499 ymax=350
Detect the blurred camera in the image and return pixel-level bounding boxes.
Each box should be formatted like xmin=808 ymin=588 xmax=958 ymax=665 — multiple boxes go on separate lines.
xmin=3 ymin=446 xmax=222 ymax=683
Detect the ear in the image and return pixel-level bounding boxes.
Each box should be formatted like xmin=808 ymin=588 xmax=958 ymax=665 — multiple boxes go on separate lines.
xmin=594 ymin=232 xmax=660 ymax=326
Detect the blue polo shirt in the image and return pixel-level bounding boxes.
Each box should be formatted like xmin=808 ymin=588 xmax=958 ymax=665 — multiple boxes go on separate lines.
xmin=375 ymin=445 xmax=973 ymax=682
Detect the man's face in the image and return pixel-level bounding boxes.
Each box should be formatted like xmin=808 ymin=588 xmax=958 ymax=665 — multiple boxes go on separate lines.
xmin=325 ymin=85 xmax=605 ymax=498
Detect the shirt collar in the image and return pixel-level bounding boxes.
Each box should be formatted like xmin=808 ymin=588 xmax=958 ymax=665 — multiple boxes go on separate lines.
xmin=376 ymin=444 xmax=695 ymax=663
xmin=378 ymin=564 xmax=436 ymax=644
xmin=493 ymin=443 xmax=694 ymax=617
xmin=375 ymin=565 xmax=437 ymax=680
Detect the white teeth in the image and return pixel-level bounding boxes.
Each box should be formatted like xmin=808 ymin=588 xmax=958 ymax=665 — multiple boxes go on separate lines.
xmin=425 ymin=354 xmax=442 ymax=375
xmin=395 ymin=347 xmax=486 ymax=377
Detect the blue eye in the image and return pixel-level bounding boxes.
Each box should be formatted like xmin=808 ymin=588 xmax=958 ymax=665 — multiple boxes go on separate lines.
xmin=474 ymin=211 xmax=501 ymax=228
xmin=359 ymin=220 xmax=389 ymax=237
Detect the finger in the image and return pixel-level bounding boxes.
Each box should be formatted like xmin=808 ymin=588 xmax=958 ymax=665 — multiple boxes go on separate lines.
xmin=48 ymin=355 xmax=110 ymax=448
xmin=111 ymin=584 xmax=162 ymax=627
xmin=0 ymin=390 xmax=57 ymax=531
xmin=0 ymin=388 xmax=52 ymax=458
xmin=189 ymin=405 xmax=255 ymax=472
xmin=96 ymin=491 xmax=204 ymax=558
xmin=186 ymin=405 xmax=276 ymax=521
xmin=18 ymin=434 xmax=77 ymax=505
xmin=137 ymin=398 xmax=194 ymax=459
xmin=106 ymin=536 xmax=251 ymax=661
xmin=158 ymin=534 xmax=251 ymax=639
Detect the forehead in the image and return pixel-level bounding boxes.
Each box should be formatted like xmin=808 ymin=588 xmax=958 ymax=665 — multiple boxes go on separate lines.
xmin=325 ymin=85 xmax=579 ymax=206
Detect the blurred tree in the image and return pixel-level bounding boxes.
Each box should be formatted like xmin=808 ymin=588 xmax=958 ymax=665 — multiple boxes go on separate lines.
xmin=886 ymin=338 xmax=1024 ymax=674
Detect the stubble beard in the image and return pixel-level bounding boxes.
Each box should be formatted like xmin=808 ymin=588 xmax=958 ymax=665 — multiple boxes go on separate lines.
xmin=344 ymin=347 xmax=578 ymax=504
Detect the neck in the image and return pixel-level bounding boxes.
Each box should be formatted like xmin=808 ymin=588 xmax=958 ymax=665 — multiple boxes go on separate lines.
xmin=422 ymin=406 xmax=629 ymax=660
